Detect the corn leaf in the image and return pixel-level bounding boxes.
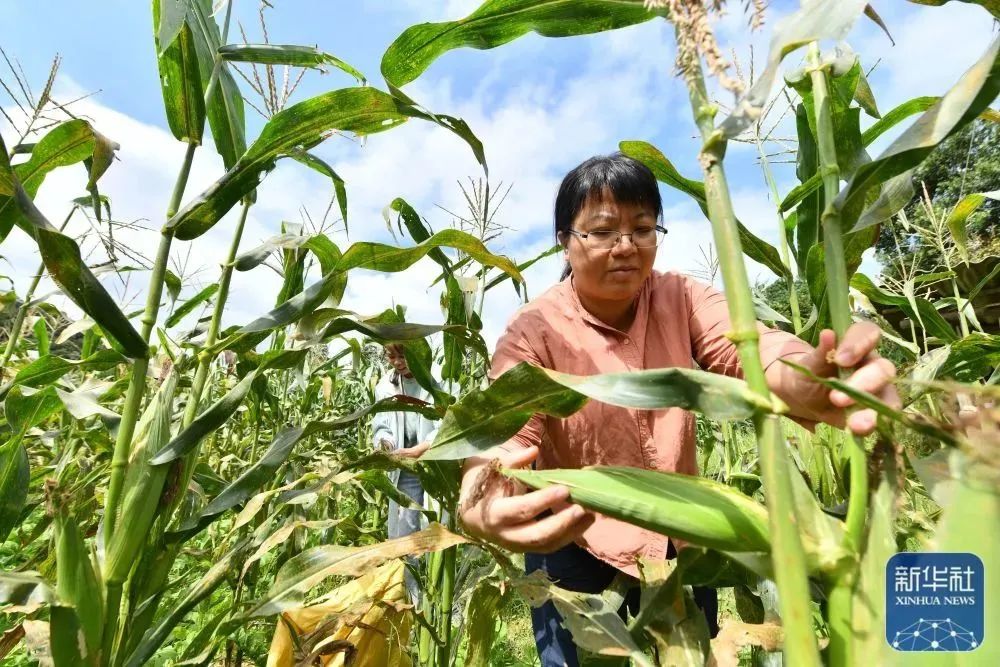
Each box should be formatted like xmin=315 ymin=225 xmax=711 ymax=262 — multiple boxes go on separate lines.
xmin=719 ymin=0 xmax=869 ymax=138
xmin=850 ymin=475 xmax=899 ymax=665
xmin=288 ymin=151 xmax=349 ymax=228
xmin=0 ymin=441 xmax=29 ymax=544
xmin=0 ymin=572 xmax=57 ymax=613
xmin=124 ymin=537 xmax=252 ymax=667
xmin=907 ymin=0 xmax=1000 ymax=19
xmin=6 ymin=349 xmax=126 ymax=391
xmin=156 ymin=0 xmax=190 ymax=51
xmin=214 ymin=229 xmax=520 ymax=352
xmin=186 ymin=0 xmax=246 ymax=170
xmin=151 ymin=349 xmax=309 ymax=465
xmin=153 ymin=0 xmax=205 ymax=146
xmin=165 ymin=283 xmax=219 ymax=328
xmin=515 ymin=570 xmax=654 ymax=666
xmin=836 ymin=37 xmax=1000 ymax=219
xmin=946 ymin=190 xmax=1000 ymax=264
xmin=930 ymin=451 xmax=999 ymax=665
xmin=464 ymin=582 xmax=504 ymax=666
xmin=381 ymin=0 xmax=660 ymax=89
xmin=0 ymin=119 xmax=118 ymax=242
xmin=423 ymin=361 xmax=776 ymax=461
xmin=247 ymin=523 xmax=468 ymax=617
xmin=850 ymin=273 xmax=957 ymax=342
xmin=509 ymin=466 xmax=771 ymax=553
xmin=620 ymin=140 xmax=791 ymax=280
xmin=781 ymin=359 xmax=959 ymax=445
xmin=218 ymin=43 xmax=366 ymax=83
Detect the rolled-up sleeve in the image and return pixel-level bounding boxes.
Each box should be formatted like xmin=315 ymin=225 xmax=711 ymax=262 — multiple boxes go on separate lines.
xmin=488 ymin=315 xmax=546 ymax=451
xmin=686 ymin=276 xmax=812 ymax=378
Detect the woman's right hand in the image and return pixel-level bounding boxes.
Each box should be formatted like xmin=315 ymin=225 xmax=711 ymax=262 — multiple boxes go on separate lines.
xmin=457 ymin=445 xmax=594 ymax=553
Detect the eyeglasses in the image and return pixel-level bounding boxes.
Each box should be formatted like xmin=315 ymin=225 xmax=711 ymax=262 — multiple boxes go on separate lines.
xmin=565 ymin=225 xmax=667 ymax=249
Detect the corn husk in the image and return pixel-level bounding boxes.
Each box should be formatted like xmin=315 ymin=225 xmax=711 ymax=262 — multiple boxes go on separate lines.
xmin=267 ymin=559 xmax=413 ymax=667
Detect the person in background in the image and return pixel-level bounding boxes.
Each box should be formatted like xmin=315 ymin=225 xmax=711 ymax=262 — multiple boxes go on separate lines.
xmin=372 ymin=343 xmax=436 ymax=601
xmin=454 ymin=153 xmax=901 ymax=667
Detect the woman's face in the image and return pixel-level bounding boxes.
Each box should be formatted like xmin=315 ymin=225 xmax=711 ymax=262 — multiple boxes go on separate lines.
xmin=561 ymin=193 xmax=658 ymax=304
xmin=385 ymin=345 xmax=411 ymax=377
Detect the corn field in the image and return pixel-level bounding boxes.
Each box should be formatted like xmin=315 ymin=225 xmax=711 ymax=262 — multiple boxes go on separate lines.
xmin=0 ymin=0 xmax=998 ymax=665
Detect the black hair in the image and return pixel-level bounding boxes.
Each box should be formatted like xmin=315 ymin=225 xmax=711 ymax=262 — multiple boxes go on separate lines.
xmin=554 ymin=152 xmax=662 ymax=279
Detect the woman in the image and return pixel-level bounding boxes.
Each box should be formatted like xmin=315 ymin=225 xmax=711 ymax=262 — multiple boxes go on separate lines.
xmin=456 ymin=153 xmax=900 ymax=666
xmin=372 ymin=343 xmax=436 ymax=601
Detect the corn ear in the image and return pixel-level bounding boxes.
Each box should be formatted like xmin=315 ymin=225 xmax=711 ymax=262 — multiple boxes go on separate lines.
xmin=507 ymin=466 xmax=771 ymax=554
xmin=52 ymin=493 xmax=104 ymax=661
xmin=103 ymin=372 xmax=177 ymax=584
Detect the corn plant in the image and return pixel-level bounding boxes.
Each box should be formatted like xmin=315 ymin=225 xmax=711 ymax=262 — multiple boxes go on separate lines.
xmin=386 ymin=0 xmax=1000 ymax=664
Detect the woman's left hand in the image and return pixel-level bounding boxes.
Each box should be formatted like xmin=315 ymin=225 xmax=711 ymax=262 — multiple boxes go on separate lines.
xmin=777 ymin=321 xmax=901 ymax=436
xmin=395 ymin=442 xmax=430 ymax=459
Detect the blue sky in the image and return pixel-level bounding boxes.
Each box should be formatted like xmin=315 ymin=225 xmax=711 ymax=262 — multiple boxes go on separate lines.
xmin=2 ymin=0 xmax=996 ymax=348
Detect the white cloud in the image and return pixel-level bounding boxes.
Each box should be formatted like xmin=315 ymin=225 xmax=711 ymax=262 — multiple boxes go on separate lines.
xmin=5 ymin=1 xmax=995 ymax=358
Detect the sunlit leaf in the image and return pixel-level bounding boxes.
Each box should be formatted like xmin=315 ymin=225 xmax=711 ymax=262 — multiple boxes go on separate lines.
xmin=423 ymin=362 xmax=778 ymax=461
xmin=219 ymin=43 xmax=366 ymax=83
xmin=247 ymin=523 xmax=468 ymax=617
xmin=381 ymin=0 xmax=660 ymax=89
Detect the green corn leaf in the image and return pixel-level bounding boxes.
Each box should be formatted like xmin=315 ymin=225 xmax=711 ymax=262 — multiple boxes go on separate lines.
xmin=482 ymin=243 xmax=561 ymax=297
xmin=156 ymin=0 xmax=190 ymax=51
xmin=49 ymin=605 xmax=86 ymax=667
xmin=247 ymin=523 xmax=468 ymax=617
xmin=781 ymin=359 xmax=959 ymax=445
xmin=850 ymin=475 xmax=899 ymax=665
xmin=620 ymin=140 xmax=791 ymax=280
xmin=213 ymin=229 xmax=521 ymax=352
xmin=850 ymin=273 xmax=958 ymax=342
xmin=218 ymin=43 xmax=366 ymax=83
xmin=4 ymin=385 xmax=62 ymax=437
xmin=53 ymin=504 xmax=103 ymax=656
xmin=186 ymin=0 xmax=246 ymax=171
xmin=151 ymin=349 xmax=309 ymax=465
xmin=931 ymin=450 xmax=999 ymax=664
xmin=124 ymin=537 xmax=252 ymax=667
xmin=508 ymin=466 xmax=771 ymax=554
xmin=381 ymin=0 xmax=661 ymax=89
xmin=933 ymin=333 xmax=1000 ymax=382
xmin=153 ymin=0 xmax=205 ymax=146
xmin=31 ymin=319 xmax=49 ymax=358
xmin=165 ymin=283 xmax=219 ymax=328
xmin=515 ymin=569 xmax=655 ymax=666
xmin=423 ymin=362 xmax=778 ymax=461
xmin=0 ymin=440 xmax=29 ymax=544
xmin=719 ymin=0 xmax=869 ymax=138
xmin=0 ymin=572 xmax=57 ymax=612
xmin=7 ymin=350 xmax=128 ymax=391
xmin=464 ymin=582 xmax=504 ymax=666
xmin=166 ymin=87 xmax=453 ymax=240
xmin=907 ymin=0 xmax=1000 ymax=19
xmin=387 ymin=197 xmax=451 ymax=272
xmin=792 ymin=103 xmax=821 ymax=274
xmin=946 ymin=190 xmax=1000 ymax=264
xmin=166 ymin=404 xmax=396 ymax=539
xmin=0 ymin=119 xmax=119 ymax=242
xmin=836 ymin=37 xmax=1000 ymax=220
xmin=288 ymin=151 xmax=349 ymax=228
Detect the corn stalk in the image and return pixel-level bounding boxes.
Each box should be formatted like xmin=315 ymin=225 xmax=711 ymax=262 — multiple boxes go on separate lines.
xmin=682 ymin=45 xmax=821 ymax=666
xmin=806 ymin=42 xmax=869 ymax=667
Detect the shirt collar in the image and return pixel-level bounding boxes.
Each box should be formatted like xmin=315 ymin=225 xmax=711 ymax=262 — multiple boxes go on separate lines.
xmin=565 ymin=272 xmax=652 ymax=336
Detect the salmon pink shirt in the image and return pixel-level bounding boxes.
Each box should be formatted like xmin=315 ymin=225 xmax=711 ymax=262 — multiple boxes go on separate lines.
xmin=488 ymin=270 xmax=812 ymax=576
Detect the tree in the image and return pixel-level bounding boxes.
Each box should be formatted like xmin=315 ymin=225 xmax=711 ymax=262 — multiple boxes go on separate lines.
xmin=876 ymin=120 xmax=1000 ymax=280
